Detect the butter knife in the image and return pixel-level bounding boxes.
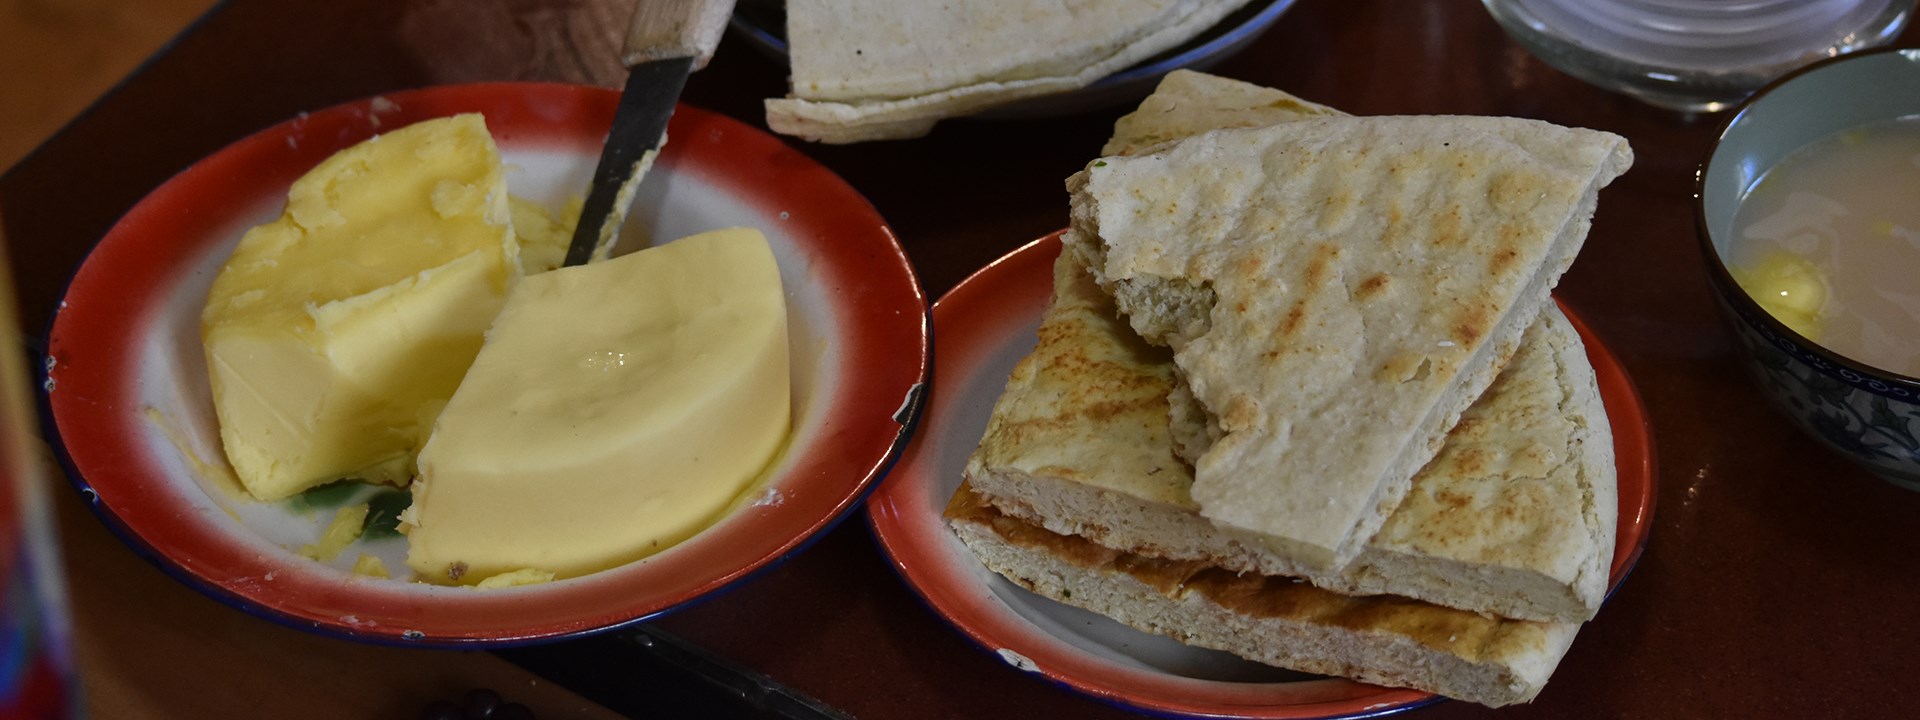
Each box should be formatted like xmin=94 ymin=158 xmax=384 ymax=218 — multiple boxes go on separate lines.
xmin=565 ymin=0 xmax=737 ymax=267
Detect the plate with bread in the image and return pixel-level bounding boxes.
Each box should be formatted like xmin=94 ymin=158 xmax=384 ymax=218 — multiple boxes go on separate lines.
xmin=741 ymin=0 xmax=1298 ymax=142
xmin=867 ymin=71 xmax=1653 ymax=716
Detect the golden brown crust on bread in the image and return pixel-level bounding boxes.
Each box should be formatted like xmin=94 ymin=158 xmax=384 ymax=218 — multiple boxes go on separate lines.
xmin=1362 ymin=307 xmax=1617 ymax=618
xmin=946 ymin=485 xmax=1579 ymax=707
xmin=1102 ymin=70 xmax=1343 ymax=157
xmin=966 ymin=249 xmax=1615 ymax=621
xmin=1065 ymin=113 xmax=1631 ymax=570
xmin=966 ymin=246 xmax=1194 ymax=511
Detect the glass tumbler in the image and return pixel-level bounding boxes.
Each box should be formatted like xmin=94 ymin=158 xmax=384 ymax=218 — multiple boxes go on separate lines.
xmin=0 ymin=218 xmax=79 ymax=718
xmin=1483 ymin=0 xmax=1917 ymax=112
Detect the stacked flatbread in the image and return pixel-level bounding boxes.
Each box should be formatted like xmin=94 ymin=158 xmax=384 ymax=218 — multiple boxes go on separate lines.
xmin=948 ymin=71 xmax=1633 ymax=706
xmin=766 ymin=0 xmax=1255 ymax=143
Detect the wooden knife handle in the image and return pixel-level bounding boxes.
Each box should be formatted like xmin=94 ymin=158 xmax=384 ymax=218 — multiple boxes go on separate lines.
xmin=622 ymin=0 xmax=738 ymax=71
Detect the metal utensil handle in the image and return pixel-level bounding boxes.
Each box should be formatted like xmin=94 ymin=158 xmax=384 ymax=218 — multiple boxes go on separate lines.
xmin=623 ymin=0 xmax=738 ymax=69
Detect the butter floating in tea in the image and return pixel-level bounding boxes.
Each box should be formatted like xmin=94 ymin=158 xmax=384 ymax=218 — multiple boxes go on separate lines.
xmin=1730 ymin=117 xmax=1920 ymax=376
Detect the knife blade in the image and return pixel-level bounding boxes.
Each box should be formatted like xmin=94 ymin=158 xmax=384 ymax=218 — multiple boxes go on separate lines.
xmin=565 ymin=0 xmax=737 ymax=267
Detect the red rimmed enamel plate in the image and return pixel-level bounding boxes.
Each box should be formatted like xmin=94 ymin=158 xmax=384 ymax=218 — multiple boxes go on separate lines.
xmin=42 ymin=84 xmax=929 ymax=646
xmin=867 ymin=233 xmax=1654 ymax=719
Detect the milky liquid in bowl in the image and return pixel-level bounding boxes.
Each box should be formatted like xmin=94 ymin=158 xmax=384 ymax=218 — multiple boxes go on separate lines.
xmin=1728 ymin=116 xmax=1920 ymax=377
xmin=1697 ymin=48 xmax=1920 ymax=487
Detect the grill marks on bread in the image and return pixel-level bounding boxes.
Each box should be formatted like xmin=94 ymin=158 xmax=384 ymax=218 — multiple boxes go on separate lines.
xmin=945 ymin=485 xmax=1578 ymax=706
xmin=966 ymin=247 xmax=1616 ymax=622
xmin=1067 ymin=114 xmax=1629 ymax=569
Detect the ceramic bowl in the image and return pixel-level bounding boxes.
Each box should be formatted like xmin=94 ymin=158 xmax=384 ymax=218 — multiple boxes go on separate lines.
xmin=40 ymin=84 xmax=930 ymax=645
xmin=728 ymin=0 xmax=1297 ymax=119
xmin=1696 ymin=47 xmax=1920 ymax=489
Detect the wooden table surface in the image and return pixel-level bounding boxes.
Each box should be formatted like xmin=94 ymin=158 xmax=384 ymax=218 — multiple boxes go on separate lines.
xmin=5 ymin=0 xmax=1919 ymax=717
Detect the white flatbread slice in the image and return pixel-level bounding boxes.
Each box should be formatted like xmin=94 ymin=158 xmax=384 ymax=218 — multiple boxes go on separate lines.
xmin=765 ymin=0 xmax=1254 ymax=143
xmin=947 ymin=485 xmax=1580 ymax=707
xmin=966 ymin=248 xmax=1616 ymax=622
xmin=968 ymin=71 xmax=1614 ymax=621
xmin=1100 ymin=69 xmax=1343 ymax=157
xmin=1065 ymin=106 xmax=1631 ymax=572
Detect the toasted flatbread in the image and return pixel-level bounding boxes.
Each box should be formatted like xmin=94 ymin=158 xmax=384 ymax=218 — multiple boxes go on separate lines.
xmin=1101 ymin=69 xmax=1342 ymax=157
xmin=946 ymin=485 xmax=1579 ymax=707
xmin=765 ymin=0 xmax=1254 ymax=143
xmin=967 ymin=71 xmax=1617 ymax=621
xmin=966 ymin=248 xmax=1616 ymax=621
xmin=1063 ymin=105 xmax=1631 ymax=570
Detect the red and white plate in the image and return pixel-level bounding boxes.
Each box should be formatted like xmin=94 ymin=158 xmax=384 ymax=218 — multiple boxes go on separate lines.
xmin=42 ymin=84 xmax=929 ymax=646
xmin=867 ymin=233 xmax=1655 ymax=719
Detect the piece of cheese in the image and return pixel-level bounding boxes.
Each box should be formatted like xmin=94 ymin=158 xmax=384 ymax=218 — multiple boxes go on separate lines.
xmin=507 ymin=196 xmax=581 ymax=274
xmin=298 ymin=504 xmax=369 ymax=562
xmin=474 ymin=569 xmax=555 ymax=589
xmin=202 ymin=114 xmax=521 ymax=501
xmin=351 ymin=554 xmax=389 ymax=579
xmin=404 ymin=227 xmax=791 ymax=583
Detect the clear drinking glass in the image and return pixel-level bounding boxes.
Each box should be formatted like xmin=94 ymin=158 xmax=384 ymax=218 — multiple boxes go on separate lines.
xmin=1483 ymin=0 xmax=1918 ymax=112
xmin=0 ymin=218 xmax=80 ymax=718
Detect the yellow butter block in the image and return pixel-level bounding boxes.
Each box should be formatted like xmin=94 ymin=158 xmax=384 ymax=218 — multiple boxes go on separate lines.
xmin=474 ymin=568 xmax=555 ymax=589
xmin=299 ymin=504 xmax=370 ymax=562
xmin=202 ymin=115 xmax=523 ymax=501
xmin=351 ymin=554 xmax=390 ymax=579
xmin=507 ymin=196 xmax=582 ymax=274
xmin=1734 ymin=251 xmax=1828 ymax=339
xmin=405 ymin=228 xmax=791 ymax=583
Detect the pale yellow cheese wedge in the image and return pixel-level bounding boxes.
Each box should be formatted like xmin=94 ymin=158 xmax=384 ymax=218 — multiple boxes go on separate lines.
xmin=202 ymin=114 xmax=523 ymax=501
xmin=475 ymin=569 xmax=556 ymax=589
xmin=298 ymin=504 xmax=369 ymax=562
xmin=404 ymin=228 xmax=791 ymax=584
xmin=507 ymin=196 xmax=582 ymax=274
xmin=351 ymin=554 xmax=389 ymax=579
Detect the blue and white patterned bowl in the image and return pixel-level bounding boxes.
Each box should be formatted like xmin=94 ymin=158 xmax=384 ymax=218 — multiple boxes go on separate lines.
xmin=1696 ymin=47 xmax=1920 ymax=489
